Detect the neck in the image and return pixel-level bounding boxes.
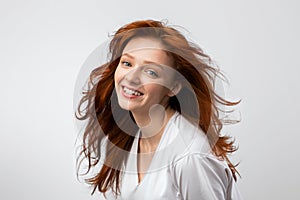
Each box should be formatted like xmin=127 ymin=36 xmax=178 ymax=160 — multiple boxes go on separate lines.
xmin=132 ymin=105 xmax=175 ymax=153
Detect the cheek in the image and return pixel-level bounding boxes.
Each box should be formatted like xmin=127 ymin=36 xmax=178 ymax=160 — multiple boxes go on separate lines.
xmin=145 ymin=84 xmax=170 ymax=96
xmin=114 ymin=66 xmax=124 ymax=85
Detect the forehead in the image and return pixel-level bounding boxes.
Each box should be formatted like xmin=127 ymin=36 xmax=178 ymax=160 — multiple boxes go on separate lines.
xmin=122 ymin=37 xmax=173 ymax=66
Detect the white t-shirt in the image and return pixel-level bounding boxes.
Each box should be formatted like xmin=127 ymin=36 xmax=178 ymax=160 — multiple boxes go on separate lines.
xmin=105 ymin=112 xmax=243 ymax=200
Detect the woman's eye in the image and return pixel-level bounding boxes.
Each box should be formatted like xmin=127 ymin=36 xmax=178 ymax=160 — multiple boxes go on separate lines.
xmin=145 ymin=69 xmax=158 ymax=77
xmin=121 ymin=61 xmax=132 ymax=67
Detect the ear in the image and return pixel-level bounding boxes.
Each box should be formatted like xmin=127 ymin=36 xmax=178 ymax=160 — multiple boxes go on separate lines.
xmin=168 ymin=82 xmax=182 ymax=97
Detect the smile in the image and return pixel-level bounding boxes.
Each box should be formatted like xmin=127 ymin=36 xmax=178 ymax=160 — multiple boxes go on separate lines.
xmin=122 ymin=86 xmax=143 ymax=96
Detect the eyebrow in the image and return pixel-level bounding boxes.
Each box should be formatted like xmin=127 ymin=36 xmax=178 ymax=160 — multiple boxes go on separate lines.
xmin=121 ymin=53 xmax=165 ymax=69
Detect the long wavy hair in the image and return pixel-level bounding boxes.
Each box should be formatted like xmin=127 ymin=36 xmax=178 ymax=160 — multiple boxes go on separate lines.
xmin=75 ymin=19 xmax=240 ymax=196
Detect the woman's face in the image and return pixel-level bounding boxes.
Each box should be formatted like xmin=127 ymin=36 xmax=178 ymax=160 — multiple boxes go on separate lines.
xmin=114 ymin=37 xmax=178 ymax=113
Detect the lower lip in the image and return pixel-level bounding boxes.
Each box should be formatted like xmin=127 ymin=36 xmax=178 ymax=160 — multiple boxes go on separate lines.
xmin=121 ymin=88 xmax=142 ymax=99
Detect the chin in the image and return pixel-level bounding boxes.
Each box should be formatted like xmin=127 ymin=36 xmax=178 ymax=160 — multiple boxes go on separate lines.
xmin=117 ymin=100 xmax=135 ymax=111
xmin=116 ymin=95 xmax=143 ymax=112
xmin=117 ymin=101 xmax=129 ymax=110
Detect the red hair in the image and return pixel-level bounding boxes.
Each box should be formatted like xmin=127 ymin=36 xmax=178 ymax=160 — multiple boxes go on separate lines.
xmin=76 ymin=19 xmax=240 ymax=196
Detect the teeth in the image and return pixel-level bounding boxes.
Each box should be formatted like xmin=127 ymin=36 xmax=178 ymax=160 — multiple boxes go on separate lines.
xmin=123 ymin=87 xmax=142 ymax=96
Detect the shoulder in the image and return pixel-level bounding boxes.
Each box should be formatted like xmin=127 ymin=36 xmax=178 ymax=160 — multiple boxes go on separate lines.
xmin=167 ymin=113 xmax=232 ymax=185
xmin=167 ymin=114 xmax=242 ymax=199
xmin=172 ymin=152 xmax=231 ymax=185
xmin=168 ymin=113 xmax=212 ymax=156
xmin=170 ymin=152 xmax=240 ymax=199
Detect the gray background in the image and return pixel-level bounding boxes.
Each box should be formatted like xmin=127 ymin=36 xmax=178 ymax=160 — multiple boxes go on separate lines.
xmin=0 ymin=0 xmax=299 ymax=199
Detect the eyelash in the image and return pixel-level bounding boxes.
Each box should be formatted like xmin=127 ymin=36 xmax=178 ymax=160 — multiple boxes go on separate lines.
xmin=145 ymin=69 xmax=158 ymax=77
xmin=121 ymin=60 xmax=159 ymax=77
xmin=121 ymin=61 xmax=132 ymax=67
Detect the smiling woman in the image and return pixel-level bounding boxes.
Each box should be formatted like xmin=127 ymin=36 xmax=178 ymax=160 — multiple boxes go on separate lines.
xmin=114 ymin=37 xmax=178 ymax=115
xmin=75 ymin=19 xmax=242 ymax=200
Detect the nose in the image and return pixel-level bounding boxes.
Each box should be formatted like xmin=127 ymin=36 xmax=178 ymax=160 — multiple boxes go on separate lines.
xmin=124 ymin=67 xmax=141 ymax=85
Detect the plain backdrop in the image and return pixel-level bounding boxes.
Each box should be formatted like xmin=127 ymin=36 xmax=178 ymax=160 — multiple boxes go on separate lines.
xmin=0 ymin=0 xmax=299 ymax=199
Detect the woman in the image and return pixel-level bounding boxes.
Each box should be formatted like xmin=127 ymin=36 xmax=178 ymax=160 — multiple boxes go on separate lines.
xmin=75 ymin=19 xmax=242 ymax=199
